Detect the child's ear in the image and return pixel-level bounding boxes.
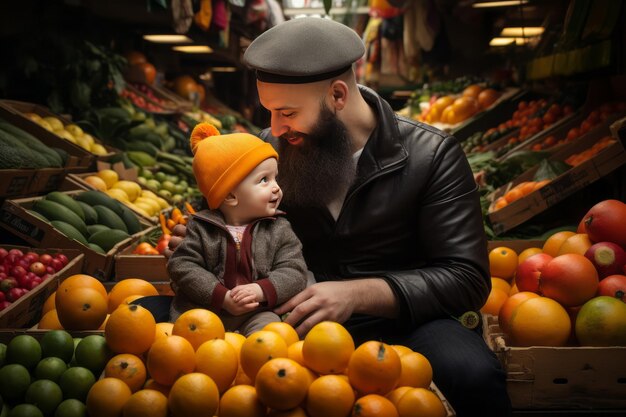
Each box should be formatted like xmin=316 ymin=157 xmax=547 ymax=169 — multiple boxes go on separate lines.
xmin=222 ymin=193 xmax=238 ymax=206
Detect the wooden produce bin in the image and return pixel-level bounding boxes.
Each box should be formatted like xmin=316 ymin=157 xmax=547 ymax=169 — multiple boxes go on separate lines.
xmin=483 ymin=315 xmax=626 ymax=410
xmin=487 ymin=127 xmax=626 ymax=235
xmin=0 ymin=246 xmax=83 ymax=328
xmin=114 ymin=239 xmax=169 ymax=282
xmin=0 ymin=169 xmax=36 ymax=199
xmin=0 ymin=100 xmax=117 ymax=171
xmin=0 ymin=191 xmax=152 ymax=280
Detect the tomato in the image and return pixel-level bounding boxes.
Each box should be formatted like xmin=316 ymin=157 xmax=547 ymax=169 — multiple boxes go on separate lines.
xmin=155 ymin=234 xmax=172 ymax=255
xmin=597 ymin=275 xmax=626 ymax=302
xmin=133 ymin=242 xmax=159 ymax=255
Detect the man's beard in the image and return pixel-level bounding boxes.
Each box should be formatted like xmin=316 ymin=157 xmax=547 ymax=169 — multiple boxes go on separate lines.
xmin=278 ymin=104 xmax=356 ymax=208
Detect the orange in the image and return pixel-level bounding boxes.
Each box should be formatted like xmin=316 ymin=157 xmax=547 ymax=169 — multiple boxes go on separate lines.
xmin=396 ymin=387 xmax=447 ymax=417
xmin=234 ymin=364 xmax=254 ymax=386
xmin=287 ymin=340 xmax=305 ymax=366
xmin=386 ymin=386 xmax=413 ymax=408
xmin=104 ymin=353 xmax=147 ymax=392
xmin=168 ymin=372 xmax=219 ymax=417
xmin=542 ymin=231 xmax=576 ymax=257
xmin=224 ymin=331 xmax=246 ymax=355
xmin=255 ymin=357 xmax=310 ymax=410
xmin=462 ymin=84 xmax=482 ymax=99
xmin=498 ymin=291 xmax=540 ymax=334
xmin=480 ymin=288 xmax=509 ymax=316
xmin=518 ymin=247 xmax=543 ymax=264
xmin=105 ymin=304 xmax=156 ymax=355
xmin=347 ymin=341 xmax=402 ymax=396
xmin=390 ymin=345 xmax=413 ymax=357
xmin=84 ymin=175 xmax=108 ymax=191
xmin=146 ymin=335 xmax=195 ymax=386
xmin=86 ymin=377 xmax=132 ymax=417
xmin=477 ymin=88 xmax=500 ymax=109
xmin=508 ymin=297 xmax=571 ymax=347
xmin=509 ymin=282 xmax=519 ymax=296
xmin=172 ymin=308 xmax=225 ymax=350
xmin=38 ymin=309 xmax=63 ymax=330
xmin=143 ymin=379 xmax=170 ymax=397
xmin=491 ymin=277 xmax=511 ymax=294
xmin=302 ymin=321 xmax=355 ymax=375
xmin=57 ymin=274 xmax=107 ymax=303
xmin=305 ymin=374 xmax=355 ymax=417
xmin=352 ymin=394 xmax=399 ymax=417
xmin=107 ymin=279 xmax=159 ymax=313
xmin=488 ymin=247 xmax=518 ymax=280
xmin=154 ymin=322 xmax=174 ymax=341
xmin=219 ymin=385 xmax=266 ymax=417
xmin=396 ymin=351 xmax=433 ymax=389
xmin=122 ymin=294 xmax=144 ymax=306
xmin=263 ymin=321 xmax=299 ymax=346
xmin=240 ymin=330 xmax=288 ymax=382
xmin=56 ymin=287 xmax=108 ymax=331
xmin=121 ymin=389 xmax=168 ymax=417
xmin=267 ymin=408 xmax=307 ymax=417
xmin=195 ymin=339 xmax=238 ymax=393
xmin=556 ymin=233 xmax=592 ymax=256
xmin=42 ymin=292 xmax=56 ymax=315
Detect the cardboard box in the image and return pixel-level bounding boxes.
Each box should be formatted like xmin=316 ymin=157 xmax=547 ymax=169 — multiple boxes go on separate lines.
xmin=487 ymin=127 xmax=626 ymax=235
xmin=0 ymin=100 xmax=117 ymax=171
xmin=0 ymin=246 xmax=83 ymax=328
xmin=0 ymin=170 xmax=36 ymax=199
xmin=115 ymin=237 xmax=169 ymax=282
xmin=0 ymin=191 xmax=152 ymax=280
xmin=483 ymin=315 xmax=626 ymax=410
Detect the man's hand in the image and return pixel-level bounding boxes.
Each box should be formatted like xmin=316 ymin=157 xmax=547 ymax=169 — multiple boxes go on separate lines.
xmin=163 ymin=224 xmax=187 ymax=259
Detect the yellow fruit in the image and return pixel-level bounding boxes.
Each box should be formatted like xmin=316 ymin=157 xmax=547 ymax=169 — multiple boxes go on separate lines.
xmin=126 ymin=202 xmax=152 ymax=218
xmin=75 ymin=135 xmax=92 ymax=151
xmin=43 ymin=116 xmax=64 ymax=131
xmin=57 ymin=130 xmax=77 ymax=144
xmin=106 ymin=188 xmax=130 ymax=203
xmin=97 ymin=169 xmax=119 ymax=189
xmin=134 ymin=197 xmax=161 ymax=214
xmin=140 ymin=190 xmax=159 ymax=200
xmin=25 ymin=112 xmax=42 ymax=122
xmin=37 ymin=119 xmax=55 ymax=132
xmin=134 ymin=202 xmax=156 ymax=217
xmin=84 ymin=175 xmax=108 ymax=192
xmin=155 ymin=197 xmax=170 ymax=210
xmin=90 ymin=143 xmax=108 ymax=155
xmin=65 ymin=124 xmax=84 ymax=137
xmin=112 ymin=181 xmax=142 ymax=202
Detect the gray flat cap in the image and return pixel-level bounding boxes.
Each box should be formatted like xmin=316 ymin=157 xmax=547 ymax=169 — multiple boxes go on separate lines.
xmin=243 ymin=17 xmax=365 ymax=84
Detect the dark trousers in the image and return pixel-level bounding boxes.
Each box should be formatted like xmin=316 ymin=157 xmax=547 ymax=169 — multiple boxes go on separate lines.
xmin=345 ymin=315 xmax=512 ymax=417
xmin=136 ymin=296 xmax=512 ymax=417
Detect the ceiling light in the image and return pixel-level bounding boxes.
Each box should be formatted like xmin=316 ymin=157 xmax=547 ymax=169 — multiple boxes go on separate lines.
xmin=501 ymin=27 xmax=544 ymax=37
xmin=172 ymin=45 xmax=213 ymax=53
xmin=473 ymin=1 xmax=529 ymax=8
xmin=489 ymin=37 xmax=530 ymax=46
xmin=143 ymin=34 xmax=193 ymax=43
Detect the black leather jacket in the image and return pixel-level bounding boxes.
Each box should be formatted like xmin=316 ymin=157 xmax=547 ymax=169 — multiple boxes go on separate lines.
xmin=260 ymin=85 xmax=490 ymax=329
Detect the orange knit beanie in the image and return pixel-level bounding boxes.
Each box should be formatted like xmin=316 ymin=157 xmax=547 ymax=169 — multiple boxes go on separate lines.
xmin=190 ymin=123 xmax=278 ymax=209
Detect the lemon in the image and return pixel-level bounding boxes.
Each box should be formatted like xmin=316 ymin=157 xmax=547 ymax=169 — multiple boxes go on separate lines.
xmin=106 ymin=188 xmax=130 ymax=203
xmin=112 ymin=181 xmax=141 ymax=202
xmin=97 ymin=170 xmax=119 ymax=189
xmin=37 ymin=119 xmax=55 ymax=132
xmin=57 ymin=130 xmax=77 ymax=144
xmin=25 ymin=112 xmax=42 ymax=122
xmin=140 ymin=190 xmax=159 ymax=200
xmin=83 ymin=176 xmax=108 ymax=192
xmin=134 ymin=197 xmax=161 ymax=214
xmin=43 ymin=116 xmax=64 ymax=131
xmin=75 ymin=135 xmax=92 ymax=151
xmin=90 ymin=143 xmax=108 ymax=156
xmin=126 ymin=203 xmax=152 ymax=218
xmin=155 ymin=197 xmax=170 ymax=210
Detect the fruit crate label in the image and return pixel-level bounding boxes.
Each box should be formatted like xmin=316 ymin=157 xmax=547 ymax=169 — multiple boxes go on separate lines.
xmin=6 ymin=175 xmax=30 ymax=195
xmin=538 ymin=170 xmax=593 ymax=206
xmin=0 ymin=209 xmax=44 ymax=242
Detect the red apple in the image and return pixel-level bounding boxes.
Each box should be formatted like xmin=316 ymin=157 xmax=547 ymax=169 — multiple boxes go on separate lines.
xmin=45 ymin=266 xmax=55 ymax=275
xmin=582 ymin=199 xmax=626 ymax=247
xmin=10 ymin=265 xmax=27 ymax=280
xmin=516 ymin=253 xmax=553 ymax=294
xmin=7 ymin=287 xmax=23 ymax=302
xmin=24 ymin=252 xmax=39 ymax=262
xmin=585 ymin=242 xmax=626 ymax=278
xmin=0 ymin=301 xmax=11 ymax=311
xmin=7 ymin=249 xmax=23 ymax=258
xmin=50 ymin=259 xmax=63 ymax=272
xmin=597 ymin=274 xmax=626 ymax=302
xmin=0 ymin=248 xmax=8 ymax=260
xmin=55 ymin=254 xmax=69 ymax=267
xmin=540 ymin=254 xmax=599 ymax=307
xmin=39 ymin=254 xmax=53 ymax=265
xmin=29 ymin=262 xmax=46 ymax=277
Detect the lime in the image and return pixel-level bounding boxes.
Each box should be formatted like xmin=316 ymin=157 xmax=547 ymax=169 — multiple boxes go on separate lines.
xmin=7 ymin=404 xmax=43 ymax=417
xmin=140 ymin=169 xmax=153 ymax=180
xmin=154 ymin=172 xmax=166 ymax=182
xmin=157 ymin=189 xmax=171 ymax=199
xmin=68 ymin=338 xmax=81 ymax=367
xmin=25 ymin=380 xmax=63 ymax=416
xmin=58 ymin=367 xmax=95 ymax=402
xmin=0 ymin=343 xmax=6 ymax=367
xmin=6 ymin=336 xmax=41 ymax=371
xmin=34 ymin=357 xmax=67 ymax=383
xmin=0 ymin=364 xmax=31 ymax=405
xmin=74 ymin=336 xmax=110 ymax=376
xmin=40 ymin=331 xmax=74 ymax=363
xmin=53 ymin=399 xmax=86 ymax=417
xmin=161 ymin=181 xmax=176 ymax=193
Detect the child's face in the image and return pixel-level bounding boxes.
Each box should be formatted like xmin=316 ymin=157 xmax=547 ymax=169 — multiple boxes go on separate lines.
xmin=230 ymin=158 xmax=282 ymax=222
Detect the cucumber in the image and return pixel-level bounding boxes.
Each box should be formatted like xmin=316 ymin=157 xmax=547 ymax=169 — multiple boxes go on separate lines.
xmin=88 ymin=229 xmax=130 ymax=253
xmin=117 ymin=205 xmax=143 ymax=235
xmin=93 ymin=205 xmax=128 ymax=233
xmin=77 ymin=201 xmax=98 ymax=225
xmin=86 ymin=224 xmax=110 ymax=236
xmin=75 ymin=190 xmax=123 ymax=216
xmin=27 ymin=210 xmax=49 ymax=223
xmin=87 ymin=243 xmax=106 ymax=254
xmin=32 ymin=199 xmax=88 ymax=238
xmin=45 ymin=191 xmax=85 ymax=221
xmin=50 ymin=221 xmax=88 ymax=246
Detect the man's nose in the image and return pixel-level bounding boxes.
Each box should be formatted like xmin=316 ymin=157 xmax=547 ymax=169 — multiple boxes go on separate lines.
xmin=270 ymin=114 xmax=289 ymax=138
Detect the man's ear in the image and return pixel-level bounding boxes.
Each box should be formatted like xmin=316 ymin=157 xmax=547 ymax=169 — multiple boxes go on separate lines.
xmin=329 ymin=80 xmax=348 ymax=110
xmin=222 ymin=193 xmax=238 ymax=207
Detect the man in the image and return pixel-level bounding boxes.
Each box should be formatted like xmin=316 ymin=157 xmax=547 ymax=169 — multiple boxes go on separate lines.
xmin=169 ymin=17 xmax=511 ymax=416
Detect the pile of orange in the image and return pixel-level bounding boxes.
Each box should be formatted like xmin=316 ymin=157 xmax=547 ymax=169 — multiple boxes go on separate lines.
xmin=418 ymin=84 xmax=501 ymax=126
xmin=87 ymin=310 xmax=448 ymax=417
xmin=490 ymin=179 xmax=551 ymax=212
xmin=39 ymin=276 xmax=160 ymax=331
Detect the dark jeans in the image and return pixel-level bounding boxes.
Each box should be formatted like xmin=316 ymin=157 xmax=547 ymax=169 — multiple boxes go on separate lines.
xmin=136 ymin=296 xmax=512 ymax=417
xmin=345 ymin=315 xmax=512 ymax=417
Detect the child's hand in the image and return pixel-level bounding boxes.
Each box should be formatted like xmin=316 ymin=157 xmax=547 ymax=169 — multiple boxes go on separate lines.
xmin=223 ymin=290 xmax=260 ymax=315
xmin=230 ymin=283 xmax=264 ymax=304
